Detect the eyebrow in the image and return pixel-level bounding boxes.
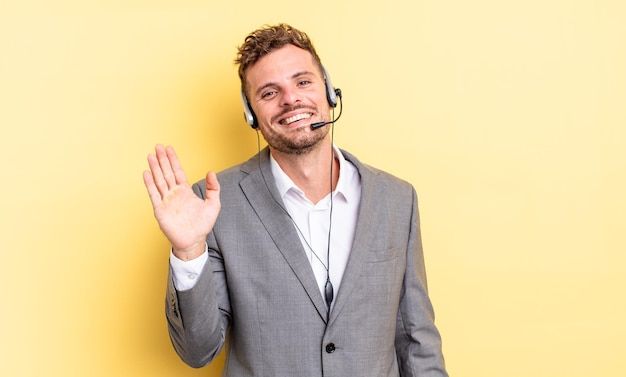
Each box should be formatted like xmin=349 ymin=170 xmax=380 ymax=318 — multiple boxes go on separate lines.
xmin=254 ymin=70 xmax=316 ymax=98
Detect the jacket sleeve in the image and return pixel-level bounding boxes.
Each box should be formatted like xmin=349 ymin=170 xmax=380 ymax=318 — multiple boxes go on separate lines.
xmin=394 ymin=188 xmax=449 ymax=377
xmin=164 ymin=184 xmax=232 ymax=368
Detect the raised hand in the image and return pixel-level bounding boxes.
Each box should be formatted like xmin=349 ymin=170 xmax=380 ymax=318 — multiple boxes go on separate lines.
xmin=143 ymin=144 xmax=221 ymax=260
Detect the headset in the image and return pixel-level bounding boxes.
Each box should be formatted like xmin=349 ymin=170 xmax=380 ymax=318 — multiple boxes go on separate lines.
xmin=240 ymin=66 xmax=339 ymax=129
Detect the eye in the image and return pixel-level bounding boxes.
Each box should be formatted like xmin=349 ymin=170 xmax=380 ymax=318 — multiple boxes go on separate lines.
xmin=297 ymin=80 xmax=311 ymax=86
xmin=261 ymin=90 xmax=277 ymax=99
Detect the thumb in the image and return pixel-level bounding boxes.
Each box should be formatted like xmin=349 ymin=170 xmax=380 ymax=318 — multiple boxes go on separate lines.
xmin=205 ymin=171 xmax=220 ymax=198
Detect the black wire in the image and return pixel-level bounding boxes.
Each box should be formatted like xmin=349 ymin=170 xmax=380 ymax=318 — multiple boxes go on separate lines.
xmin=324 ymin=113 xmax=336 ymax=317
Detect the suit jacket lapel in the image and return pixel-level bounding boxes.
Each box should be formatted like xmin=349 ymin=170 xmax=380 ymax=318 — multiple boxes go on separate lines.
xmin=328 ymin=151 xmax=380 ymax=325
xmin=238 ymin=149 xmax=329 ymax=321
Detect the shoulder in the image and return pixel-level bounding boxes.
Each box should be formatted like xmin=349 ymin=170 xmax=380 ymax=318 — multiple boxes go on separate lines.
xmin=341 ymin=149 xmax=415 ymax=196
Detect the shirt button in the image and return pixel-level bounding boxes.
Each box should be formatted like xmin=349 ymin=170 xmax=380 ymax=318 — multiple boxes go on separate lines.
xmin=325 ymin=343 xmax=335 ymax=353
xmin=187 ymin=273 xmax=197 ymax=280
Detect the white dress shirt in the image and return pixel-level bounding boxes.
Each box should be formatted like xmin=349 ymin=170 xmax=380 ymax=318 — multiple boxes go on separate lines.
xmin=170 ymin=146 xmax=362 ymax=310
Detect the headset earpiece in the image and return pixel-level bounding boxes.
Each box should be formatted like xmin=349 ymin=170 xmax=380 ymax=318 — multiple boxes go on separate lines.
xmin=322 ymin=66 xmax=338 ymax=108
xmin=241 ymin=87 xmax=258 ymax=129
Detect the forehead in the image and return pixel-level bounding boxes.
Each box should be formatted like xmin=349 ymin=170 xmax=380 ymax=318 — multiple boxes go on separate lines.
xmin=245 ymin=45 xmax=320 ymax=93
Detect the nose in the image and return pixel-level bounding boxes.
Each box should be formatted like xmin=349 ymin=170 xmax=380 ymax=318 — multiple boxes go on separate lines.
xmin=280 ymin=87 xmax=301 ymax=107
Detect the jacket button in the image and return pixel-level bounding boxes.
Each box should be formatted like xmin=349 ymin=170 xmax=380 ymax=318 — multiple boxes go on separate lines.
xmin=325 ymin=343 xmax=335 ymax=353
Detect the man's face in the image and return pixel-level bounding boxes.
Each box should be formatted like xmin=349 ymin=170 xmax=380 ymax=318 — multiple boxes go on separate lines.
xmin=245 ymin=44 xmax=331 ymax=155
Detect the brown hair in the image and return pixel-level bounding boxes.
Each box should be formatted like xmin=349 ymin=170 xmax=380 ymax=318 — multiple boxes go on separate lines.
xmin=235 ymin=23 xmax=324 ymax=95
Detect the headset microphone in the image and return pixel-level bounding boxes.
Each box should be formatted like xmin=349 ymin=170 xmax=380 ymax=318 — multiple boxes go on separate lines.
xmin=311 ymin=120 xmax=333 ymax=130
xmin=311 ymin=88 xmax=342 ymax=130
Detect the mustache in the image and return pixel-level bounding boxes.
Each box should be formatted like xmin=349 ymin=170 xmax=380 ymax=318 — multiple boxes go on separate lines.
xmin=271 ymin=105 xmax=317 ymax=123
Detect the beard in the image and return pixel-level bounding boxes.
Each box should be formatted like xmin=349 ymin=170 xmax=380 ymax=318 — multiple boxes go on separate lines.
xmin=261 ymin=123 xmax=329 ymax=155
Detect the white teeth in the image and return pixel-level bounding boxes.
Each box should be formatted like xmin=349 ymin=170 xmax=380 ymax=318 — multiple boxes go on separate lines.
xmin=283 ymin=113 xmax=311 ymax=125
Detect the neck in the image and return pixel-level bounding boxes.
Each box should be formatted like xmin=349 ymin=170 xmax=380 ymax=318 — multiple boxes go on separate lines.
xmin=270 ymin=141 xmax=339 ymax=204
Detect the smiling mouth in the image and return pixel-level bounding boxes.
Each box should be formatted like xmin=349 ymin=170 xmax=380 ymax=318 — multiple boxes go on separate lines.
xmin=280 ymin=113 xmax=312 ymax=125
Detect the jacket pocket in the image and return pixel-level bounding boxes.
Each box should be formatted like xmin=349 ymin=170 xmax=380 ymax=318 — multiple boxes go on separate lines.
xmin=365 ymin=245 xmax=403 ymax=263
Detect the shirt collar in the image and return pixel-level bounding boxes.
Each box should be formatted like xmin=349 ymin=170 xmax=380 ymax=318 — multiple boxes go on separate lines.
xmin=270 ymin=145 xmax=358 ymax=203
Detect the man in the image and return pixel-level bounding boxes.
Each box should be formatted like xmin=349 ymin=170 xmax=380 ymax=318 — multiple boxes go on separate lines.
xmin=143 ymin=23 xmax=448 ymax=376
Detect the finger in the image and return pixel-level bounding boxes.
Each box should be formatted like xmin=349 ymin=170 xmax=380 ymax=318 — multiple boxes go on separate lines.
xmin=142 ymin=170 xmax=162 ymax=208
xmin=155 ymin=144 xmax=176 ymax=189
xmin=165 ymin=145 xmax=189 ymax=185
xmin=147 ymin=152 xmax=169 ymax=195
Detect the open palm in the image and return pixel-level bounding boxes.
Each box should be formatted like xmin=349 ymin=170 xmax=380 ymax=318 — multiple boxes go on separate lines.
xmin=143 ymin=145 xmax=221 ymax=260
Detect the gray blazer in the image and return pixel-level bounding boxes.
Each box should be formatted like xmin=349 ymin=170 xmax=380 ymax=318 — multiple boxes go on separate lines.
xmin=166 ymin=148 xmax=447 ymax=377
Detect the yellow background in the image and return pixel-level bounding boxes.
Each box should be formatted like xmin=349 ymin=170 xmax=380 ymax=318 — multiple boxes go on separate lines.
xmin=1 ymin=1 xmax=624 ymax=376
